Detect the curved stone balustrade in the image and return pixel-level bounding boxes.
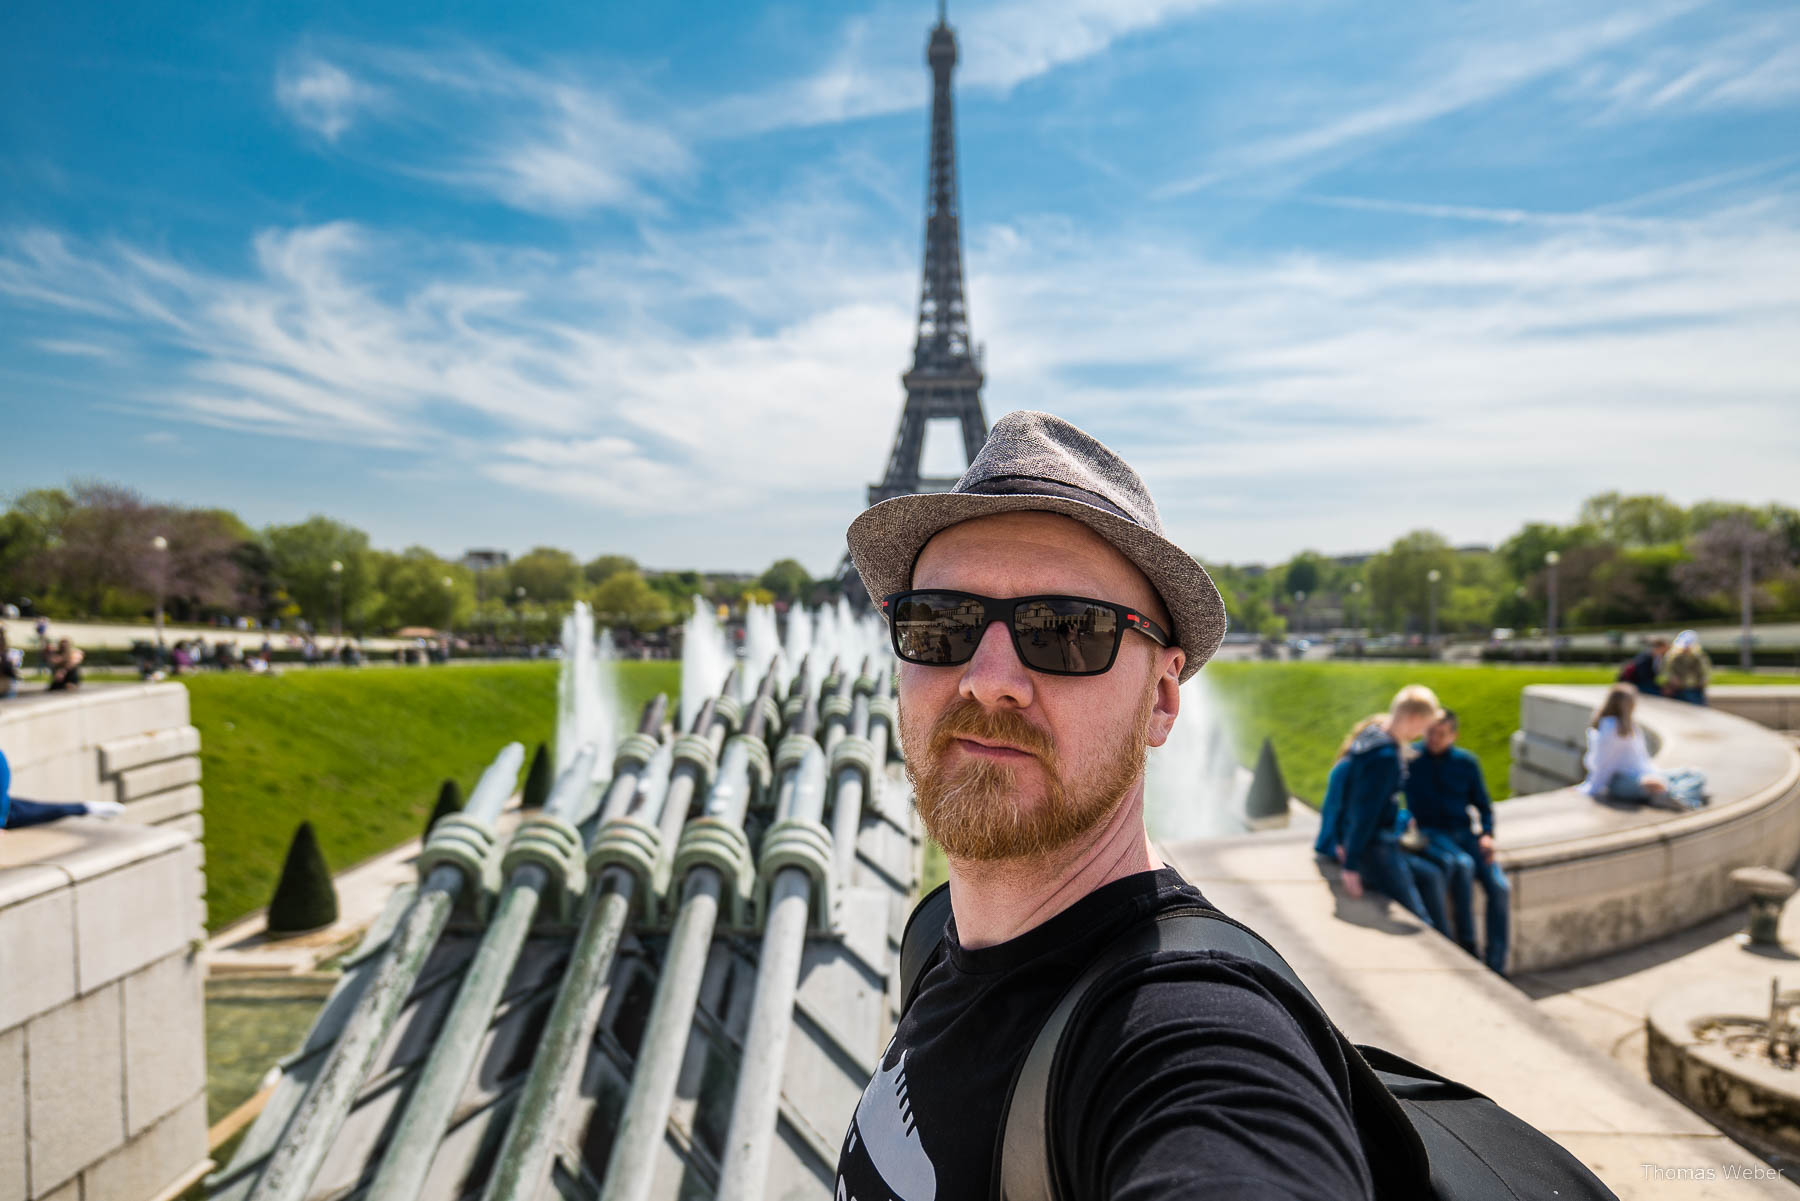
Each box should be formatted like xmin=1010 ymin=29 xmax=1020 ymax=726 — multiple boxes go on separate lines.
xmin=1499 ymin=685 xmax=1800 ymax=973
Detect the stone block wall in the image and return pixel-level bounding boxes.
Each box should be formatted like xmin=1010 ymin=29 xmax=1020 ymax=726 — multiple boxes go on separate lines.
xmin=2 ymin=684 xmax=204 ymax=842
xmin=2 ymin=686 xmax=210 ymax=1201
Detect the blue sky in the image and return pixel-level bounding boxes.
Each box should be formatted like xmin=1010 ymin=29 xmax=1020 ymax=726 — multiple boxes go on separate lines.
xmin=3 ymin=0 xmax=1797 ymax=575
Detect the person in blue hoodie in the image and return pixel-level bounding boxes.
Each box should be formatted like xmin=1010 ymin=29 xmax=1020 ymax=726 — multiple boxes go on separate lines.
xmin=1406 ymin=710 xmax=1510 ymax=973
xmin=1338 ymin=686 xmax=1452 ymax=936
xmin=0 ymin=746 xmax=125 ymax=829
xmin=1314 ymin=712 xmax=1382 ymax=859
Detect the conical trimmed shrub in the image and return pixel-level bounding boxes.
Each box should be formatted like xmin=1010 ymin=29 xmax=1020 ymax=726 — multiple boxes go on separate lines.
xmin=267 ymin=820 xmax=339 ymax=936
xmin=425 ymin=778 xmax=463 ymax=838
xmin=1244 ymin=738 xmax=1291 ymax=829
xmin=521 ymin=742 xmax=552 ymax=809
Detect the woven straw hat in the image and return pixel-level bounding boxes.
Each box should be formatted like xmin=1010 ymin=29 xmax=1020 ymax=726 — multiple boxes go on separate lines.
xmin=847 ymin=410 xmax=1226 ymax=682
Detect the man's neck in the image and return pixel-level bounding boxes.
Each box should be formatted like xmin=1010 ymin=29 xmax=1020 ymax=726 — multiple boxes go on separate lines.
xmin=944 ymin=779 xmax=1162 ymax=949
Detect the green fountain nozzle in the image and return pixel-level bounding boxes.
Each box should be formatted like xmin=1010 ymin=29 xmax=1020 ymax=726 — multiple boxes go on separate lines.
xmin=742 ymin=663 xmax=781 ymax=741
xmin=636 ymin=693 xmax=668 ymax=735
xmin=689 ymin=695 xmax=718 ymax=735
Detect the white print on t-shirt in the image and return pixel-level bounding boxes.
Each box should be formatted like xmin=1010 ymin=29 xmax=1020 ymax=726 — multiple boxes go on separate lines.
xmin=842 ymin=1048 xmax=938 ymax=1201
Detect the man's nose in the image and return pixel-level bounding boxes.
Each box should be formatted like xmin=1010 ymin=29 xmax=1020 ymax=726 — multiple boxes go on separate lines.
xmin=959 ymin=619 xmax=1034 ymax=709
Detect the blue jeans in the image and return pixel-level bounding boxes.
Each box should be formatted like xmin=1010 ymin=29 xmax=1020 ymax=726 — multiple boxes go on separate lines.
xmin=2 ymin=798 xmax=89 ymax=829
xmin=1420 ymin=828 xmax=1511 ymax=974
xmin=1673 ymin=688 xmax=1706 ymax=706
xmin=1609 ymin=769 xmax=1706 ymax=808
xmin=1361 ymin=835 xmax=1452 ymax=938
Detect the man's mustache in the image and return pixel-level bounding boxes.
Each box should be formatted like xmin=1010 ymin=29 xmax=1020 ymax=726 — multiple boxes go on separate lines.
xmin=926 ymin=699 xmax=1056 ymax=765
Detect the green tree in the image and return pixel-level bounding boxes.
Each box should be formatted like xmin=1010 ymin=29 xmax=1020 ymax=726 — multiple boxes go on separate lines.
xmin=592 ymin=570 xmax=676 ymax=633
xmin=266 ymin=516 xmax=373 ymax=631
xmin=1281 ymin=553 xmax=1322 ymax=600
xmin=758 ymin=558 xmax=812 ymax=603
xmin=1364 ymin=531 xmax=1457 ymax=633
xmin=584 ymin=554 xmax=638 ymax=588
xmin=1496 ymin=522 xmax=1597 ymax=586
xmin=375 ymin=547 xmax=473 ymax=630
xmin=1578 ymin=492 xmax=1689 ymax=548
xmin=508 ymin=547 xmax=582 ymax=605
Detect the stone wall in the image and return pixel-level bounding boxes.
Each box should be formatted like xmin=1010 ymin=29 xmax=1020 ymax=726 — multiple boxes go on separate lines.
xmin=1 ymin=686 xmax=210 ymax=1201
xmin=1503 ymin=686 xmax=1800 ymax=973
xmin=1 ymin=684 xmax=203 ymax=840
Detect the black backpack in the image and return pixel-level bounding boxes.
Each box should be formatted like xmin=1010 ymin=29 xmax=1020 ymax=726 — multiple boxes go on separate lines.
xmin=899 ymin=883 xmax=1618 ymax=1201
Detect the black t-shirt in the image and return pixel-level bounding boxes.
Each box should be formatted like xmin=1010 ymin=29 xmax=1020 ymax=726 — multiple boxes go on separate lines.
xmin=835 ymin=868 xmax=1372 ymax=1201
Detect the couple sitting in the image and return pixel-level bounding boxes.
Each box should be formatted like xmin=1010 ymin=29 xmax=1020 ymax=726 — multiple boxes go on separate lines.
xmin=1581 ymin=683 xmax=1706 ymax=810
xmin=1315 ymin=686 xmax=1510 ymax=975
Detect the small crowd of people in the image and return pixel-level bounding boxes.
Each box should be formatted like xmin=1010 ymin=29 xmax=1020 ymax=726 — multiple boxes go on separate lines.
xmin=1313 ymin=679 xmax=1711 ymax=975
xmin=1 ymin=627 xmax=84 ymax=697
xmin=1618 ymin=630 xmax=1712 ymax=705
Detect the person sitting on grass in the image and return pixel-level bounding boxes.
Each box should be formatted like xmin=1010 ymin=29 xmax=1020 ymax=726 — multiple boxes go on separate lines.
xmin=1580 ymin=684 xmax=1706 ymax=810
xmin=1 ymin=747 xmax=125 ymax=829
xmin=1338 ymin=685 xmax=1453 ymax=937
xmin=1404 ymin=710 xmax=1511 ymax=974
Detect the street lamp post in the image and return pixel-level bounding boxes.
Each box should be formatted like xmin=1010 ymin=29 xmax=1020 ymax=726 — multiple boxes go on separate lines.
xmin=1545 ymin=551 xmax=1561 ymax=663
xmin=330 ymin=559 xmax=344 ymax=646
xmin=1426 ymin=569 xmax=1441 ymax=649
xmin=1293 ymin=590 xmax=1306 ymax=637
xmin=151 ymin=535 xmax=168 ymax=647
xmin=1349 ymin=580 xmax=1363 ymax=634
xmin=515 ymin=586 xmax=527 ymax=645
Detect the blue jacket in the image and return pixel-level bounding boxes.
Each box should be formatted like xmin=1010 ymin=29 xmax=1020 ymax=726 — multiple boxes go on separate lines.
xmin=1340 ymin=725 xmax=1404 ymax=875
xmin=0 ymin=747 xmax=10 ymax=829
xmin=1404 ymin=743 xmax=1493 ymax=835
xmin=1313 ymin=756 xmax=1353 ymax=856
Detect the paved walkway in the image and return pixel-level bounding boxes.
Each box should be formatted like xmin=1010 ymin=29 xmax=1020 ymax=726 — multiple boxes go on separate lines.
xmin=1163 ymin=829 xmax=1800 ymax=1199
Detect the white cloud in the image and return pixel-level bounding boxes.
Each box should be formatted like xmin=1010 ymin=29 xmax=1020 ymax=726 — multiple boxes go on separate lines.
xmin=3 ymin=182 xmax=1797 ymax=567
xmin=1156 ymin=2 xmax=1699 ymax=197
xmin=276 ymin=58 xmax=381 ymax=141
xmin=1569 ymin=11 xmax=1800 ymax=118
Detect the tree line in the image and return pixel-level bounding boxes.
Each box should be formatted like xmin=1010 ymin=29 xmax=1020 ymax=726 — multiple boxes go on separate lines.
xmin=0 ymin=482 xmax=820 ymax=637
xmin=1206 ymin=492 xmax=1800 ymax=640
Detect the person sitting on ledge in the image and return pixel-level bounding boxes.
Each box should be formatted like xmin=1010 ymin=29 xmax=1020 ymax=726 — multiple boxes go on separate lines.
xmin=1618 ymin=635 xmax=1667 ymax=696
xmin=0 ymin=747 xmax=125 ymax=829
xmin=1664 ymin=630 xmax=1710 ymax=705
xmin=1338 ymin=685 xmax=1453 ymax=937
xmin=1404 ymin=710 xmax=1511 ymax=974
xmin=1313 ymin=712 xmax=1382 ymax=860
xmin=45 ymin=638 xmax=84 ymax=692
xmin=1580 ymin=684 xmax=1706 ymax=810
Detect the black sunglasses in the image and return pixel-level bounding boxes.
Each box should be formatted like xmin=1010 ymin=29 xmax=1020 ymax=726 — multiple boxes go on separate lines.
xmin=880 ymin=590 xmax=1171 ymax=677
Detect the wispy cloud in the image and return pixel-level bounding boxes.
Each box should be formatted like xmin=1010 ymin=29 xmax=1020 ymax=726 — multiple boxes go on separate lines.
xmin=277 ymin=45 xmax=691 ymax=216
xmin=1155 ymin=2 xmax=1697 ymax=198
xmin=275 ymin=57 xmax=382 ymax=141
xmin=698 ymin=0 xmax=1231 ymax=135
xmin=1569 ymin=10 xmax=1800 ymax=118
xmin=3 ymin=181 xmax=1796 ymax=562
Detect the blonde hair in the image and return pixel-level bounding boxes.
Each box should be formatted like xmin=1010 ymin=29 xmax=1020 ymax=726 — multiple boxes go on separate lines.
xmin=1593 ymin=683 xmax=1636 ymax=737
xmin=1389 ymin=684 xmax=1442 ymax=724
xmin=1337 ymin=713 xmax=1385 ymax=760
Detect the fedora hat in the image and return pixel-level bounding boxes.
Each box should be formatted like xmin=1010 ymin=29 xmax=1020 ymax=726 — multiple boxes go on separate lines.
xmin=847 ymin=410 xmax=1226 ymax=682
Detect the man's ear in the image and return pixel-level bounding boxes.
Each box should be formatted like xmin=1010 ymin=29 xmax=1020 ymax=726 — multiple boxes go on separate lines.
xmin=1146 ymin=648 xmax=1185 ymax=748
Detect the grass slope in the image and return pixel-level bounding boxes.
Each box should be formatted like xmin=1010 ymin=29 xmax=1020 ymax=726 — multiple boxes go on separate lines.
xmin=189 ymin=661 xmax=677 ymax=930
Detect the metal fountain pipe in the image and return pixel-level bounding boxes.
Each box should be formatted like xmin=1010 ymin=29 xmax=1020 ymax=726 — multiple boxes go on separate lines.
xmin=480 ymin=687 xmax=728 ymax=1201
xmin=598 ymin=665 xmax=783 ymax=1201
xmin=819 ymin=658 xmax=859 ymax=753
xmin=655 ymin=692 xmax=726 ymax=853
xmin=597 ymin=694 xmax=669 ymax=824
xmin=833 ymin=666 xmax=893 ymax=883
xmin=365 ymin=743 xmax=602 ymax=1201
xmin=714 ymin=702 xmax=837 ymax=1201
xmin=245 ymin=743 xmax=526 ymax=1201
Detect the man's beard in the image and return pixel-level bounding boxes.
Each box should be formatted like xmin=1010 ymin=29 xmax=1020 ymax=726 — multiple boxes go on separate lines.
xmin=901 ymin=686 xmax=1155 ymax=862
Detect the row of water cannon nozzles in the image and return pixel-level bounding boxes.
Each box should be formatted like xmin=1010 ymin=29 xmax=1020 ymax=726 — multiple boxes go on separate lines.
xmin=417 ymin=652 xmax=902 ymax=938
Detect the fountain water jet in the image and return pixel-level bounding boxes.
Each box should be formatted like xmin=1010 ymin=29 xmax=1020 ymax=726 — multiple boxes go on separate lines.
xmin=556 ymin=602 xmax=623 ymax=779
xmin=1144 ymin=675 xmax=1250 ymax=842
xmin=679 ymin=597 xmax=732 ymax=730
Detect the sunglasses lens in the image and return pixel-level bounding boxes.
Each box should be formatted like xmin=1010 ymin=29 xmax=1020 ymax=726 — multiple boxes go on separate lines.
xmin=890 ymin=592 xmax=988 ymax=665
xmin=1011 ymin=599 xmax=1119 ymax=674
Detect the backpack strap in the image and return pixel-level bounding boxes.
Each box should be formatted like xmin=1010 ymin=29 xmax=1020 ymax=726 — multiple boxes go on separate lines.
xmin=899 ymin=882 xmax=953 ymax=1013
xmin=996 ymin=905 xmax=1431 ymax=1201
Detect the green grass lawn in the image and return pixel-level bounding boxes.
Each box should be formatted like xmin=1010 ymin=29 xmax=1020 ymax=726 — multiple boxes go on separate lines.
xmin=189 ymin=660 xmax=677 ymax=930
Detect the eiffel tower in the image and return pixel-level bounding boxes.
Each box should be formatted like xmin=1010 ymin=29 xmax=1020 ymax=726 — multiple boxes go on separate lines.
xmin=868 ymin=2 xmax=988 ymax=507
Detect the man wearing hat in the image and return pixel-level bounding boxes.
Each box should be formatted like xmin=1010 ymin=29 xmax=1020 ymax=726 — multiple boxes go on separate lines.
xmin=836 ymin=412 xmax=1370 ymax=1200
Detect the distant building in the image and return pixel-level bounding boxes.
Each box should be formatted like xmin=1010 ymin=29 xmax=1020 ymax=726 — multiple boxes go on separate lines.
xmin=461 ymin=549 xmax=510 ymax=573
